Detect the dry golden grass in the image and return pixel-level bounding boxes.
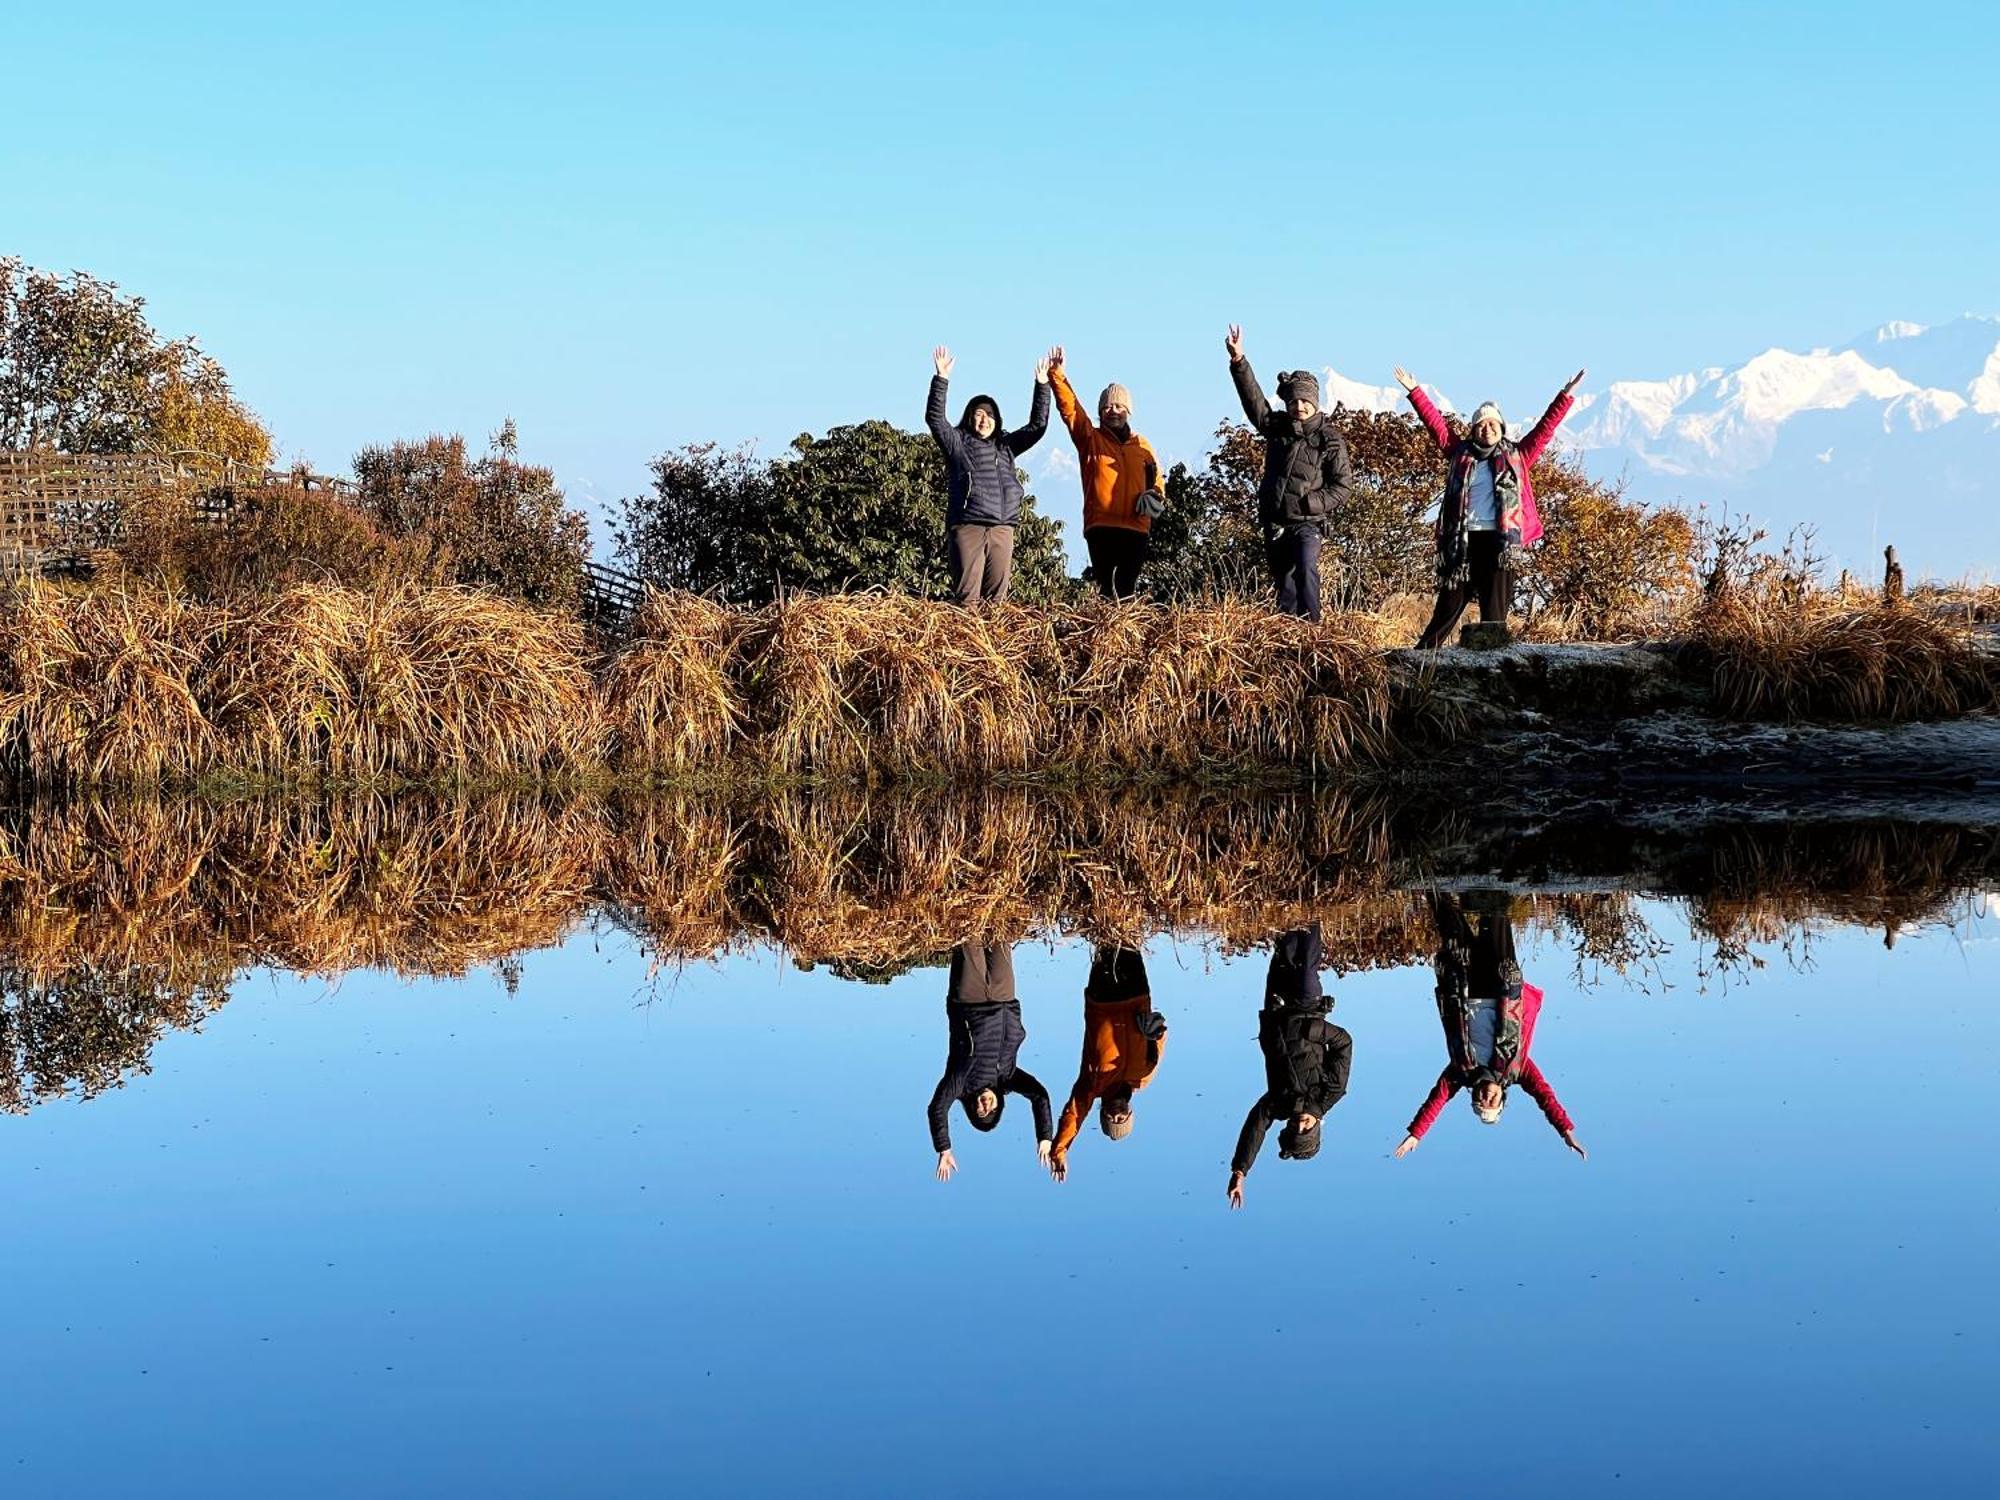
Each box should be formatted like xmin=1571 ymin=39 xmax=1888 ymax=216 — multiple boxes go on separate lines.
xmin=5 ymin=790 xmax=1992 ymax=1108
xmin=1691 ymin=591 xmax=1998 ymax=721
xmin=3 ymin=576 xmax=1993 ymax=791
xmin=601 ymin=591 xmax=746 ymax=772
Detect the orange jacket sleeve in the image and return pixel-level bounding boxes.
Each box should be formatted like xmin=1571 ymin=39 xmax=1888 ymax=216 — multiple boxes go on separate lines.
xmin=1053 ymin=1086 xmax=1089 ymax=1159
xmin=1049 ymin=367 xmax=1094 ymax=450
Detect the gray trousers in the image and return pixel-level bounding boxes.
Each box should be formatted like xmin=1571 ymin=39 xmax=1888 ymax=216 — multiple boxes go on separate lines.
xmin=947 ymin=523 xmax=1016 ymax=605
xmin=948 ymin=941 xmax=1016 ymax=1003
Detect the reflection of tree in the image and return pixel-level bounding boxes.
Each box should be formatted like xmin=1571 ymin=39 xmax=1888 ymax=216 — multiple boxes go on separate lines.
xmin=0 ymin=962 xmax=229 ymax=1114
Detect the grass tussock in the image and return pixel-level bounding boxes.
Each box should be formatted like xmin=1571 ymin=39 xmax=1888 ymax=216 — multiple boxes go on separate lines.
xmin=1692 ymin=592 xmax=1998 ymax=721
xmin=3 ymin=576 xmax=1994 ymax=791
xmin=601 ymin=591 xmax=746 ymax=772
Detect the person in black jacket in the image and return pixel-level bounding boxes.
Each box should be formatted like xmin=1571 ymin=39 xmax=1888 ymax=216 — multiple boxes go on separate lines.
xmin=927 ymin=346 xmax=1051 ymax=606
xmin=1224 ymin=325 xmax=1355 ymax=622
xmin=1226 ymin=923 xmax=1352 ymax=1209
xmin=928 ymin=939 xmax=1055 ymax=1181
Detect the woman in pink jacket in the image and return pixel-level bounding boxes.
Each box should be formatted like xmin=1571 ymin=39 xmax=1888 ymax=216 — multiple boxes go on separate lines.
xmin=1392 ymin=892 xmax=1587 ymax=1160
xmin=1392 ymin=365 xmax=1585 ymax=648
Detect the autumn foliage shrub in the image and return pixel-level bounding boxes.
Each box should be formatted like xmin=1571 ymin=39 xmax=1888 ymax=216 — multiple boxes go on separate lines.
xmin=353 ymin=423 xmax=590 ymax=608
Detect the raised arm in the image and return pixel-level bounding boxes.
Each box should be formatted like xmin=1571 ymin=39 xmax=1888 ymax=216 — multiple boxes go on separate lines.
xmin=1009 ymin=1069 xmax=1055 ymax=1144
xmin=1047 ymin=346 xmax=1094 ymax=449
xmin=1231 ymin=1095 xmax=1277 ymax=1176
xmin=1396 ymin=367 xmax=1455 ymax=453
xmin=1227 ymin=325 xmax=1273 ymax=431
xmin=1517 ymin=1059 xmax=1581 ymax=1153
xmin=1052 ymin=1080 xmax=1090 ymax=1162
xmin=1007 ymin=364 xmax=1052 ymax=454
xmin=926 ymin=347 xmax=963 ymax=456
xmin=927 ymin=1074 xmax=956 ymax=1153
xmin=1516 ymin=369 xmax=1585 ymax=467
xmin=1405 ymin=1070 xmax=1460 ymax=1142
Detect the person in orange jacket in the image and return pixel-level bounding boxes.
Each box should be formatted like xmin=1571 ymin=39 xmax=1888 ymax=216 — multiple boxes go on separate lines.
xmin=1048 ymin=945 xmax=1167 ymax=1182
xmin=1046 ymin=344 xmax=1166 ymax=600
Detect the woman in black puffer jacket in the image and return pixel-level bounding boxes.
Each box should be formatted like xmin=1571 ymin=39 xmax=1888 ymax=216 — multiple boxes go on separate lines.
xmin=928 ymin=940 xmax=1054 ymax=1182
xmin=926 ymin=345 xmax=1051 ymax=605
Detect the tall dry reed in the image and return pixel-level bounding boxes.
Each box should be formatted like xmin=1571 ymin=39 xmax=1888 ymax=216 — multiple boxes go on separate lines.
xmin=4 ymin=577 xmax=1993 ymax=790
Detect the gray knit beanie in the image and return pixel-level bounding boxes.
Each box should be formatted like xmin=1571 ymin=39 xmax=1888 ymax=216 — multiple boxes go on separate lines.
xmin=1277 ymin=370 xmax=1322 ymax=408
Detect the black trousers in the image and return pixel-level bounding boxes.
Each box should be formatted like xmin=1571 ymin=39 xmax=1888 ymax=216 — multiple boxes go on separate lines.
xmin=1086 ymin=945 xmax=1150 ymax=1004
xmin=1417 ymin=531 xmax=1511 ymax=649
xmin=1265 ymin=526 xmax=1322 ymax=621
xmin=1085 ymin=526 xmax=1149 ymax=600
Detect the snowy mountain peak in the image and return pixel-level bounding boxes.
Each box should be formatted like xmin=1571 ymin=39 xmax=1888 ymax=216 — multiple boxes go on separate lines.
xmin=1322 ymin=317 xmax=1999 ymax=576
xmin=1316 ymin=367 xmax=1423 ymax=416
xmin=1869 ymin=319 xmax=1929 ymax=343
xmin=1722 ymin=348 xmax=1916 ymax=424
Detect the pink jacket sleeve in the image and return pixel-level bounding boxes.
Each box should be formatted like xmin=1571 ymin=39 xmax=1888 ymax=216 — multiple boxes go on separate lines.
xmin=1518 ymin=1060 xmax=1573 ymax=1136
xmin=1406 ymin=386 xmax=1455 ymax=454
xmin=1407 ymin=1071 xmax=1459 ymax=1139
xmin=1516 ymin=390 xmax=1575 ymax=468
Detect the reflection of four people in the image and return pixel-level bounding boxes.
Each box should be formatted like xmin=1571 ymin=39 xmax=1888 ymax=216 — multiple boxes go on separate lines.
xmin=932 ymin=892 xmax=1584 ymax=1198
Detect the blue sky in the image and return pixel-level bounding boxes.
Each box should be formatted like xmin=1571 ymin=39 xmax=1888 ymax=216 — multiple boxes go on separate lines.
xmin=6 ymin=1 xmax=1996 ymax=545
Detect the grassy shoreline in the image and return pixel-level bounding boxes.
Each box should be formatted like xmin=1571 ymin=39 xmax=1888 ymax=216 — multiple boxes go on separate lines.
xmin=2 ymin=579 xmax=1993 ymax=791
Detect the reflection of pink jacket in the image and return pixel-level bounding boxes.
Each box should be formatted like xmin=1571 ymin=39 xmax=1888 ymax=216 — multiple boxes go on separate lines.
xmin=1405 ymin=983 xmax=1574 ymax=1140
xmin=1407 ymin=387 xmax=1573 ymax=548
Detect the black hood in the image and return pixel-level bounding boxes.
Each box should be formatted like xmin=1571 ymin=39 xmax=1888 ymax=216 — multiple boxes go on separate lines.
xmin=957 ymin=395 xmax=1002 ymax=435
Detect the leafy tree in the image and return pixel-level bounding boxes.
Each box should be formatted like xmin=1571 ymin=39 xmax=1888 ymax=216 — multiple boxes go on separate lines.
xmin=1520 ymin=450 xmax=1698 ymax=635
xmin=0 ymin=257 xmax=270 ymax=466
xmin=353 ymin=421 xmax=590 ymax=607
xmin=1150 ymin=423 xmax=1265 ymax=601
xmin=615 ymin=419 xmax=1072 ymax=605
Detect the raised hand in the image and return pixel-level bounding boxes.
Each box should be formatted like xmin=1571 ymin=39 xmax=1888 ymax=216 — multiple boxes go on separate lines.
xmin=935 ymin=1149 xmax=957 ymax=1181
xmin=1563 ymin=368 xmax=1587 ymax=396
xmin=1393 ymin=1134 xmax=1420 ymax=1159
xmin=1393 ymin=366 xmax=1418 ymax=393
xmin=1034 ymin=354 xmax=1051 ymax=385
xmin=1046 ymin=344 xmax=1065 ymax=373
xmin=933 ymin=346 xmax=955 ymax=379
xmin=1227 ymin=1171 xmax=1246 ymax=1210
xmin=1563 ymin=1132 xmax=1589 ymax=1161
xmin=1226 ymin=323 xmax=1245 ymax=362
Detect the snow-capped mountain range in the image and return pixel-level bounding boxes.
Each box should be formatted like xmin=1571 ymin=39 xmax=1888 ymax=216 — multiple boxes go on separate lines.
xmin=1323 ymin=316 xmax=2000 ymax=579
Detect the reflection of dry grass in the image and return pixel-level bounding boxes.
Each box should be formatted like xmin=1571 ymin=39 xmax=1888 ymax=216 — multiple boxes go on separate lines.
xmin=5 ymin=793 xmax=1994 ymax=1109
xmin=1686 ymin=822 xmax=1995 ymax=955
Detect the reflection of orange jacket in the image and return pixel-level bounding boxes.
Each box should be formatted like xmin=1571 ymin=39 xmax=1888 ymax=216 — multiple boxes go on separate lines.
xmin=1050 ymin=368 xmax=1160 ymax=535
xmin=1053 ymin=995 xmax=1166 ymax=1158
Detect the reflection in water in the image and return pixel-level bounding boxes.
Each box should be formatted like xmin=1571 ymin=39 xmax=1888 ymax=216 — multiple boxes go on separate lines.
xmin=929 ymin=942 xmax=1053 ymax=1182
xmin=1 ymin=791 xmax=1996 ymax=1114
xmin=1394 ymin=893 xmax=1586 ymax=1162
xmin=1227 ymin=924 xmax=1353 ymax=1209
xmin=1050 ymin=945 xmax=1166 ymax=1182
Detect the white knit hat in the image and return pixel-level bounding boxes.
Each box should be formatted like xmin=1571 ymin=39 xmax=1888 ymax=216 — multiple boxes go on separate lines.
xmin=1470 ymin=401 xmax=1504 ymax=429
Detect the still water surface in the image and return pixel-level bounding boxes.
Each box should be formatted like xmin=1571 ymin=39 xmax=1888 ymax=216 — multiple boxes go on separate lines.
xmin=3 ymin=860 xmax=1996 ymax=1496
